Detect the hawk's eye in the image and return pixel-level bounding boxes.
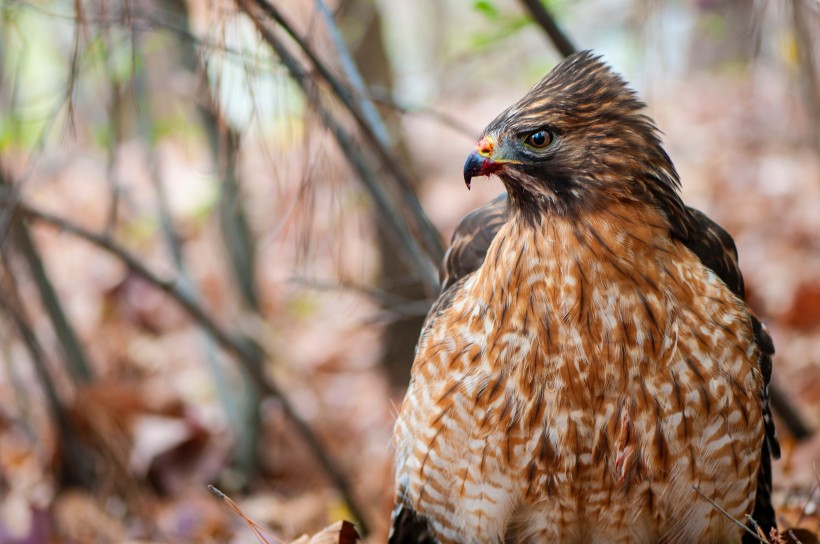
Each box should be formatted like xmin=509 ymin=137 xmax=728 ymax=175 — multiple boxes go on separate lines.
xmin=524 ymin=129 xmax=552 ymax=149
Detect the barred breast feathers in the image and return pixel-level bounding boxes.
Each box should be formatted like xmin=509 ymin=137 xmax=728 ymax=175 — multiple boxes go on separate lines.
xmin=394 ymin=200 xmax=763 ymax=543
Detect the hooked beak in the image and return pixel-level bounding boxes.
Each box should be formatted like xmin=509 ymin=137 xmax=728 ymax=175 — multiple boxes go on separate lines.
xmin=462 ymin=136 xmax=508 ymax=189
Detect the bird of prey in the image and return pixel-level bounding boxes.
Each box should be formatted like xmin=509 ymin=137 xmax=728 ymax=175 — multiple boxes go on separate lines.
xmin=390 ymin=51 xmax=779 ymax=544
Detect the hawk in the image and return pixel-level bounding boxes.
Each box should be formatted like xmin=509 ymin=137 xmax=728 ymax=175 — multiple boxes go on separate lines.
xmin=390 ymin=51 xmax=779 ymax=543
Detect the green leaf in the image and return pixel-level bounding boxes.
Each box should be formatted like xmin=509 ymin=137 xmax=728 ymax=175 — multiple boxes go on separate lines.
xmin=473 ymin=0 xmax=500 ymax=19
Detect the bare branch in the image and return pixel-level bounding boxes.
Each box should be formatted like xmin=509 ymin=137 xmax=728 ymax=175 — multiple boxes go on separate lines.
xmin=9 ymin=210 xmax=95 ymax=383
xmin=9 ymin=201 xmax=371 ymax=536
xmin=208 ymin=485 xmax=282 ymax=544
xmin=161 ymin=0 xmax=263 ymax=480
xmin=243 ymin=0 xmax=445 ymax=267
xmin=0 ymin=249 xmax=95 ymax=488
xmin=791 ymin=0 xmax=820 ymax=155
xmin=517 ymin=0 xmax=576 ymax=58
xmin=237 ymin=0 xmax=438 ymax=296
xmin=314 ymin=0 xmax=390 ymax=147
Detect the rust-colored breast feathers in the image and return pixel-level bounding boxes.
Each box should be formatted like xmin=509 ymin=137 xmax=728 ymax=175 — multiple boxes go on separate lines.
xmin=392 ymin=204 xmax=764 ymax=544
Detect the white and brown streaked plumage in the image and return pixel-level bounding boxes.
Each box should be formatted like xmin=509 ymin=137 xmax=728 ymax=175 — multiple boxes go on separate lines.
xmin=390 ymin=51 xmax=778 ymax=544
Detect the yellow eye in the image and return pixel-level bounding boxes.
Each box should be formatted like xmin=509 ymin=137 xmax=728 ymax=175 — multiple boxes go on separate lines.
xmin=525 ymin=130 xmax=552 ymax=149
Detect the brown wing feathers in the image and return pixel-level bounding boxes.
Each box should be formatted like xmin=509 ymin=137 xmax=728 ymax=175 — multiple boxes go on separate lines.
xmin=440 ymin=193 xmax=509 ymax=292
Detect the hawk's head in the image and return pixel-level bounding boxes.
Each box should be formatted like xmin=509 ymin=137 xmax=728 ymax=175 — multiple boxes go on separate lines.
xmin=464 ymin=51 xmax=685 ymax=224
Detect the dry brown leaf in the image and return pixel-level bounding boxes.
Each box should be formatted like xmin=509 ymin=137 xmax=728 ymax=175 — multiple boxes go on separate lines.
xmin=782 ymin=281 xmax=820 ymax=331
xmin=288 ymin=521 xmax=359 ymax=544
xmin=779 ymin=527 xmax=819 ymax=544
xmin=52 ymin=490 xmax=126 ymax=543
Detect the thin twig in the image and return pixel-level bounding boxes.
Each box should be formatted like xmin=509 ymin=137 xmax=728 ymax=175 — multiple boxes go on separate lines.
xmin=245 ymin=0 xmax=445 ymax=266
xmin=237 ymin=0 xmax=437 ymax=296
xmin=12 ymin=2 xmax=282 ymax=73
xmin=0 ymin=83 xmax=73 ymax=246
xmin=98 ymin=0 xmax=127 ymax=234
xmin=787 ymin=530 xmax=806 ymax=544
xmin=368 ymin=88 xmax=476 ymax=138
xmin=208 ymin=485 xmax=283 ymax=544
xmin=517 ymin=0 xmax=576 ymax=57
xmin=17 ymin=0 xmax=475 ymax=139
xmin=314 ymin=0 xmax=390 ymax=147
xmin=290 ymin=276 xmax=418 ymax=306
xmin=745 ymin=515 xmax=767 ymax=541
xmin=691 ymin=485 xmax=769 ymax=543
xmin=8 ymin=201 xmax=371 ymax=537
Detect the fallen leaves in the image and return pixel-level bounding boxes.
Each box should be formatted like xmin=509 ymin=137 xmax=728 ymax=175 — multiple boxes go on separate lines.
xmin=289 ymin=521 xmax=360 ymax=544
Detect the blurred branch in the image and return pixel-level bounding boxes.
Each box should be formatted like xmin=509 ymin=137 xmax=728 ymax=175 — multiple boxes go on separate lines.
xmin=150 ymin=147 xmax=262 ymax=482
xmin=0 ymin=249 xmax=94 ymax=488
xmin=205 ymin=115 xmax=261 ymax=312
xmin=156 ymin=0 xmax=261 ymax=313
xmin=9 ymin=210 xmax=94 ymax=383
xmin=791 ymin=0 xmax=820 ymax=154
xmin=0 ymin=168 xmax=93 ymax=385
xmin=241 ymin=0 xmax=445 ymax=273
xmin=368 ymin=88 xmax=476 ymax=138
xmin=11 ymin=201 xmax=371 ymax=536
xmin=0 ymin=321 xmax=35 ymax=439
xmin=100 ymin=34 xmax=126 ymax=234
xmin=62 ymin=0 xmax=84 ymax=140
xmin=237 ymin=0 xmax=438 ymax=294
xmin=15 ymin=0 xmax=476 ymax=137
xmin=291 ymin=276 xmax=420 ymax=306
xmin=0 ymin=85 xmax=72 ymax=247
xmin=362 ymin=301 xmax=438 ymax=326
xmin=13 ymin=1 xmax=280 ymax=72
xmin=162 ymin=0 xmax=262 ymax=481
xmin=770 ymin=381 xmax=813 ymax=441
xmin=290 ymin=277 xmax=435 ymax=324
xmin=314 ymin=0 xmax=390 ymax=146
xmin=517 ymin=0 xmax=576 ymax=57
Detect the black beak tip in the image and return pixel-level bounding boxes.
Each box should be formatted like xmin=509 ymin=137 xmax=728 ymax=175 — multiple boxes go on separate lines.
xmin=463 ymin=152 xmax=483 ymax=191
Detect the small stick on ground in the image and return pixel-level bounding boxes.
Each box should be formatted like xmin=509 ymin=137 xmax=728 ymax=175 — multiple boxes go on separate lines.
xmin=208 ymin=484 xmax=284 ymax=544
xmin=785 ymin=529 xmax=807 ymax=544
xmin=746 ymin=514 xmax=768 ymax=541
xmin=691 ymin=484 xmax=769 ymax=543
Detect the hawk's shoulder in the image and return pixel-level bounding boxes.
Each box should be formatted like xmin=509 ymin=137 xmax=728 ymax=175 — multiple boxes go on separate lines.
xmin=440 ymin=193 xmax=509 ymax=292
xmin=678 ymin=206 xmax=744 ymax=299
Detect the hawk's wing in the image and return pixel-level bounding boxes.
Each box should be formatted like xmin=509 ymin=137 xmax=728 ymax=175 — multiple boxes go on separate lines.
xmin=676 ymin=207 xmax=780 ymax=541
xmin=389 ymin=195 xmax=508 ymax=544
xmin=440 ymin=193 xmax=509 ymax=291
xmin=419 ymin=193 xmax=509 ymax=332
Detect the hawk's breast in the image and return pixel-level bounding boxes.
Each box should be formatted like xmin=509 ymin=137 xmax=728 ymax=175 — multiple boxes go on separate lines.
xmin=392 ymin=208 xmax=764 ymax=544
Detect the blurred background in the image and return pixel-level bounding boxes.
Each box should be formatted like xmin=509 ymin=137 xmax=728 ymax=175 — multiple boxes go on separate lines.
xmin=0 ymin=0 xmax=818 ymax=541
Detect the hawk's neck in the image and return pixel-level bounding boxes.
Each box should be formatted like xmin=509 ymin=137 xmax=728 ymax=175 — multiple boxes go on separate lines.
xmin=479 ymin=202 xmax=674 ymax=291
